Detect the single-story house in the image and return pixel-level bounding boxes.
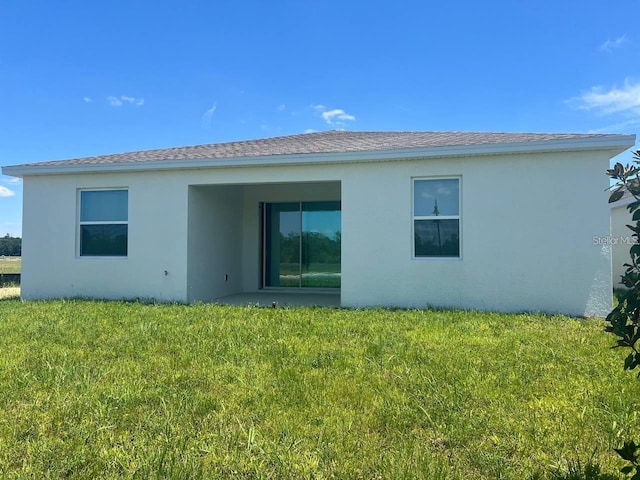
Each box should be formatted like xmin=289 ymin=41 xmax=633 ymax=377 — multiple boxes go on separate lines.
xmin=610 ymin=193 xmax=636 ymax=288
xmin=2 ymin=130 xmax=635 ymax=316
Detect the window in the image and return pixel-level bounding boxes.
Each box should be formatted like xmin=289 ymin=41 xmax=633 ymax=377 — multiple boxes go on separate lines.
xmin=79 ymin=189 xmax=128 ymax=256
xmin=413 ymin=178 xmax=460 ymax=258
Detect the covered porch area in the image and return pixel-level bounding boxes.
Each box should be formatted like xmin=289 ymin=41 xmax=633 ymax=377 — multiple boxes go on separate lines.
xmin=186 ymin=180 xmax=342 ymax=305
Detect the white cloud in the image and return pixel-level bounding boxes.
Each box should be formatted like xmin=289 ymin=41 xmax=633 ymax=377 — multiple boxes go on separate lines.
xmin=312 ymin=104 xmax=356 ymax=125
xmin=202 ymin=103 xmax=217 ymax=128
xmin=600 ymin=35 xmax=628 ymax=52
xmin=321 ymin=109 xmax=355 ymax=125
xmin=83 ymin=97 xmax=92 ymax=103
xmin=569 ymin=80 xmax=640 ymax=115
xmin=2 ymin=177 xmax=21 ymax=185
xmin=304 ymin=128 xmax=316 ymax=134
xmin=587 ymin=118 xmax=640 ymax=133
xmin=277 ymin=104 xmax=286 ymax=112
xmin=421 ymin=189 xmax=452 ymax=199
xmin=108 ymin=95 xmax=144 ymax=107
xmin=0 ymin=186 xmax=15 ymax=198
xmin=121 ymin=96 xmax=144 ymax=106
xmin=107 ymin=96 xmax=122 ymax=106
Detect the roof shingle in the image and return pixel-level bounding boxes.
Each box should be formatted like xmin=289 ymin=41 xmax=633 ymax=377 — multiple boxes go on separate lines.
xmin=8 ymin=130 xmax=631 ymax=168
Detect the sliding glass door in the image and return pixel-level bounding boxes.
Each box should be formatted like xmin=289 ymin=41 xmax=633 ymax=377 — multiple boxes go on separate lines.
xmin=263 ymin=201 xmax=341 ymax=289
xmin=301 ymin=202 xmax=341 ymax=287
xmin=264 ymin=203 xmax=301 ymax=288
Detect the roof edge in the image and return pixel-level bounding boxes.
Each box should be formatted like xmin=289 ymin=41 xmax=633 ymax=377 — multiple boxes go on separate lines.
xmin=3 ymin=134 xmax=636 ymax=177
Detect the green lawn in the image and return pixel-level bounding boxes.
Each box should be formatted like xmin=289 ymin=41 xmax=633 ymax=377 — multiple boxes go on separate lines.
xmin=0 ymin=299 xmax=637 ymax=479
xmin=0 ymin=256 xmax=21 ymax=274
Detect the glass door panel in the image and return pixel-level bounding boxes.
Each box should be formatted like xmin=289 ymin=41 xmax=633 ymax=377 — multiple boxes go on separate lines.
xmin=264 ymin=203 xmax=301 ymax=287
xmin=301 ymin=202 xmax=341 ymax=288
xmin=263 ymin=201 xmax=341 ymax=289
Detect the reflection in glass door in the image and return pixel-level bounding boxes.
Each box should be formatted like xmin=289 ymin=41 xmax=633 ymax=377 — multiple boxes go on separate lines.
xmin=263 ymin=201 xmax=341 ymax=288
xmin=264 ymin=203 xmax=301 ymax=288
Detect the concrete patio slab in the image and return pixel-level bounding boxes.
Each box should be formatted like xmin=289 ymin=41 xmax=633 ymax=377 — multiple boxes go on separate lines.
xmin=214 ymin=292 xmax=341 ymax=308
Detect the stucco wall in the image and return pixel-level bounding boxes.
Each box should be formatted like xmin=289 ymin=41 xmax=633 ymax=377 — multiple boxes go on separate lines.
xmin=611 ymin=199 xmax=634 ymax=288
xmin=340 ymin=151 xmax=612 ymax=316
xmin=187 ymin=185 xmax=244 ymax=302
xmin=21 ymin=171 xmax=189 ymax=301
xmin=19 ymin=148 xmax=613 ymax=316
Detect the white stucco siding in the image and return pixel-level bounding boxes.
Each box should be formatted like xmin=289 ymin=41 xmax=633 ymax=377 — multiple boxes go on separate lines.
xmin=21 ymin=171 xmax=190 ymax=302
xmin=340 ymin=150 xmax=612 ymax=316
xmin=21 ymin=164 xmax=345 ymax=302
xmin=611 ymin=199 xmax=635 ymax=288
xmin=21 ymin=176 xmax=76 ymax=299
xmin=187 ymin=185 xmax=244 ymax=302
xmin=19 ymin=147 xmax=614 ymax=316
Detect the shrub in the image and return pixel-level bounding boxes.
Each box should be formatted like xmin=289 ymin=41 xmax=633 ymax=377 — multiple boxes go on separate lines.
xmin=606 ymin=151 xmax=640 ymax=479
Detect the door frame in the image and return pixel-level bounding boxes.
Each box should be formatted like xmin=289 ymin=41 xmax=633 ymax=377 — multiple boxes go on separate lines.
xmin=260 ymin=200 xmax=341 ymax=291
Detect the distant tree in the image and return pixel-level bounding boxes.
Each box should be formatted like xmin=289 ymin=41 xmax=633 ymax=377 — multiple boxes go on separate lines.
xmin=0 ymin=234 xmax=21 ymax=256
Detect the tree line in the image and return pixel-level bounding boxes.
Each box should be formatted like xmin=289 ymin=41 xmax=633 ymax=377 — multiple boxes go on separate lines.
xmin=0 ymin=234 xmax=21 ymax=256
xmin=278 ymin=231 xmax=340 ymax=268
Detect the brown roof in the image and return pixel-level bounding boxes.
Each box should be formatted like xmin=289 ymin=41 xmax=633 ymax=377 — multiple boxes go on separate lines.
xmin=11 ymin=130 xmax=626 ymax=168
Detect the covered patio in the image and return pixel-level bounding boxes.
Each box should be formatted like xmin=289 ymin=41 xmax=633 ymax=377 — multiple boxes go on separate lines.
xmin=187 ymin=180 xmax=342 ymax=304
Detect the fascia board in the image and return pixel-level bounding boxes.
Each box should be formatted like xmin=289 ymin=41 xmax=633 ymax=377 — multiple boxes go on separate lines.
xmin=3 ymin=134 xmax=636 ymax=177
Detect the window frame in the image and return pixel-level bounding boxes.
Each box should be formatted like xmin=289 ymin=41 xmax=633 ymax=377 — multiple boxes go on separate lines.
xmin=412 ymin=176 xmax=462 ymax=260
xmin=77 ymin=188 xmax=129 ymax=258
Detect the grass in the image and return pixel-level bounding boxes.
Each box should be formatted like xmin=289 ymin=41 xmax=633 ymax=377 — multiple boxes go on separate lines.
xmin=0 ymin=299 xmax=637 ymax=479
xmin=0 ymin=256 xmax=21 ymax=274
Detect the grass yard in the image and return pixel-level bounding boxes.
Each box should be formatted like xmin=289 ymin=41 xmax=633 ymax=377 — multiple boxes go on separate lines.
xmin=0 ymin=299 xmax=637 ymax=479
xmin=0 ymin=256 xmax=21 ymax=274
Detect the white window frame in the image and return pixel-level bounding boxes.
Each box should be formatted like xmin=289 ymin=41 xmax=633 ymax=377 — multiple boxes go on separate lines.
xmin=77 ymin=188 xmax=129 ymax=258
xmin=412 ymin=176 xmax=462 ymax=260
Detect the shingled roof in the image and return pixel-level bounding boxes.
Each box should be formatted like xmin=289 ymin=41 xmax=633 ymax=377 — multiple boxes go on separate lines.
xmin=3 ymin=130 xmax=635 ymax=179
xmin=8 ymin=130 xmax=629 ymax=169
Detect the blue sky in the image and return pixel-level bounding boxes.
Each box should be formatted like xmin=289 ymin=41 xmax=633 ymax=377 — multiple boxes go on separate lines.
xmin=1 ymin=0 xmax=639 ymax=237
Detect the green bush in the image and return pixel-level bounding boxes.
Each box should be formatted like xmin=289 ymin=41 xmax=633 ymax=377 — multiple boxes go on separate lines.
xmin=606 ymin=151 xmax=640 ymax=479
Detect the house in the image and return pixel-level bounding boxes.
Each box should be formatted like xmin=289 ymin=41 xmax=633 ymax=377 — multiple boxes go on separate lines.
xmin=2 ymin=130 xmax=635 ymax=316
xmin=610 ymin=194 xmax=636 ymax=288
